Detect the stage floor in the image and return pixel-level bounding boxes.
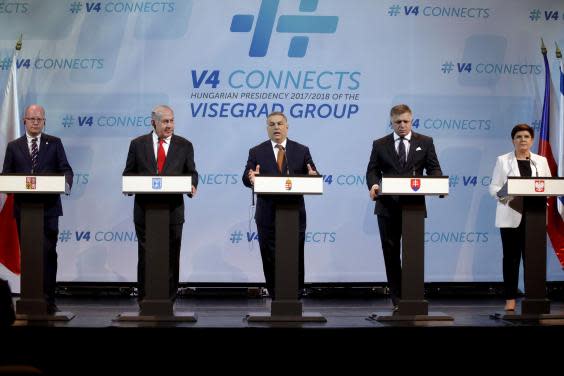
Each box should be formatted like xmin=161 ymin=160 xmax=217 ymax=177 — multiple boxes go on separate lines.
xmin=2 ymin=295 xmax=564 ymax=374
xmin=8 ymin=295 xmax=564 ymax=328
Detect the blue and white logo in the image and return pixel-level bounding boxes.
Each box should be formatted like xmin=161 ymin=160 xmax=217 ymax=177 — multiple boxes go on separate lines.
xmin=152 ymin=178 xmax=162 ymax=190
xmin=230 ymin=0 xmax=338 ymax=57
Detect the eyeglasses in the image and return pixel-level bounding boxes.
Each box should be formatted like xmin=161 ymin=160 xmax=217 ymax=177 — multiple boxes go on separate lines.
xmin=25 ymin=117 xmax=45 ymax=123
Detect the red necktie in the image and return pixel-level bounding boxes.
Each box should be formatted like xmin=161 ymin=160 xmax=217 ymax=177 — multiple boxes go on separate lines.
xmin=157 ymin=139 xmax=166 ymax=174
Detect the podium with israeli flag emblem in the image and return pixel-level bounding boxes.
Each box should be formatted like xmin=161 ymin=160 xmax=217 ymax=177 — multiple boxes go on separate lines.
xmin=371 ymin=176 xmax=453 ymax=322
xmin=0 ymin=174 xmax=74 ymax=321
xmin=495 ymin=177 xmax=564 ymax=321
xmin=117 ymin=175 xmax=196 ymax=322
xmin=247 ymin=175 xmax=326 ymax=322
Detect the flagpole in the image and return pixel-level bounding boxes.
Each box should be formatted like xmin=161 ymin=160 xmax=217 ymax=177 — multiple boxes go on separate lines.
xmin=0 ymin=36 xmax=23 ymax=276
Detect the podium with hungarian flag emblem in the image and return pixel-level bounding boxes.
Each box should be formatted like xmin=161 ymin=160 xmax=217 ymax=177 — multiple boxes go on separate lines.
xmin=247 ymin=175 xmax=325 ymax=322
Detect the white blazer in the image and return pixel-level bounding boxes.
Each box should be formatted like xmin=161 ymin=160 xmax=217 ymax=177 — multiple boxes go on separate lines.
xmin=489 ymin=152 xmax=551 ymax=228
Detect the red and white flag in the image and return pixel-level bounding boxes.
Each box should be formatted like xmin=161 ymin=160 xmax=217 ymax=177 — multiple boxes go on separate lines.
xmin=0 ymin=38 xmax=22 ymax=275
xmin=539 ymin=40 xmax=564 ymax=268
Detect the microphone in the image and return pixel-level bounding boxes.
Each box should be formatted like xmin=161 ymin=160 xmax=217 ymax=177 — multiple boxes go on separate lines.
xmin=285 ymin=149 xmax=290 ymax=176
xmin=526 ymin=157 xmax=538 ymax=177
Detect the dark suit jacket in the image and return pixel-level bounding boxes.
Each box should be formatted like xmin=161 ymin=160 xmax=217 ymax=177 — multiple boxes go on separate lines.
xmin=366 ymin=132 xmax=442 ymax=217
xmin=242 ymin=139 xmax=316 ymax=231
xmin=2 ymin=134 xmax=73 ymax=217
xmin=123 ymin=132 xmax=198 ymax=225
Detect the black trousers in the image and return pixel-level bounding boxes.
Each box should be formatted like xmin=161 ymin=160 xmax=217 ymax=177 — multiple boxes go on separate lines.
xmin=257 ymin=225 xmax=305 ymax=300
xmin=134 ymin=221 xmax=183 ymax=301
xmin=377 ymin=214 xmax=402 ymax=305
xmin=500 ymin=217 xmax=526 ymax=299
xmin=16 ymin=216 xmax=59 ymax=305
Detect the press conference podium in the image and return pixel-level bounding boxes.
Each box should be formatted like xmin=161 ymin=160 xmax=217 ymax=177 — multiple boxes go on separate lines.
xmin=246 ymin=175 xmax=326 ymax=322
xmin=495 ymin=176 xmax=564 ymax=321
xmin=0 ymin=174 xmax=74 ymax=321
xmin=371 ymin=176 xmax=453 ymax=322
xmin=116 ymin=175 xmax=197 ymax=322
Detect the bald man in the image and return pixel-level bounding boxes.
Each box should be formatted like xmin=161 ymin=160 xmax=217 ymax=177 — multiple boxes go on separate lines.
xmin=2 ymin=104 xmax=74 ymax=314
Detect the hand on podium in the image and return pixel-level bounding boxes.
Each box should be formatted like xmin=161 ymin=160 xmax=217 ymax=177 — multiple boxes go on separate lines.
xmin=248 ymin=165 xmax=260 ymax=185
xmin=307 ymin=164 xmax=318 ymax=176
xmin=188 ymin=185 xmax=197 ymax=198
xmin=369 ymin=184 xmax=379 ymax=201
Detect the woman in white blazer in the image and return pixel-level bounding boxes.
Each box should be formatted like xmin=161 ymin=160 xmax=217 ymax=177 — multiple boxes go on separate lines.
xmin=489 ymin=124 xmax=551 ymax=311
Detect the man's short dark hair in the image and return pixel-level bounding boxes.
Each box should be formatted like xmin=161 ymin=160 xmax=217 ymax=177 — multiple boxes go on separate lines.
xmin=266 ymin=111 xmax=287 ymax=123
xmin=390 ymin=104 xmax=412 ymax=117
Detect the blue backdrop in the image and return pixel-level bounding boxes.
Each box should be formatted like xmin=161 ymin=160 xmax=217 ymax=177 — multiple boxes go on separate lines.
xmin=1 ymin=0 xmax=563 ymax=288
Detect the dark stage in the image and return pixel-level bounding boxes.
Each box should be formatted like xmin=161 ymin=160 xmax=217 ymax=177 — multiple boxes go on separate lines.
xmin=1 ymin=287 xmax=564 ymax=375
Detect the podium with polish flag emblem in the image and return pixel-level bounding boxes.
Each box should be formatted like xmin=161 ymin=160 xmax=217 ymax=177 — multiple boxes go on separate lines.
xmin=495 ymin=177 xmax=564 ymax=321
xmin=246 ymin=175 xmax=326 ymax=322
xmin=0 ymin=174 xmax=74 ymax=321
xmin=371 ymin=176 xmax=453 ymax=322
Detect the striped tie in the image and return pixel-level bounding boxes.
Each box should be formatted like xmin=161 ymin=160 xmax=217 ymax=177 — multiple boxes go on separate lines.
xmin=31 ymin=138 xmax=39 ymax=173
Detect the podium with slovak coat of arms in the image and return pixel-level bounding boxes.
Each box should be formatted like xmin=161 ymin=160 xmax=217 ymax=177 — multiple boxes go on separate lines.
xmin=372 ymin=176 xmax=453 ymax=321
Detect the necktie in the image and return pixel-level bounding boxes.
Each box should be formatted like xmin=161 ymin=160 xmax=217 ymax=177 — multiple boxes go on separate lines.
xmin=157 ymin=139 xmax=166 ymax=174
xmin=275 ymin=144 xmax=285 ymax=173
xmin=31 ymin=138 xmax=39 ymax=173
xmin=397 ymin=137 xmax=406 ymax=168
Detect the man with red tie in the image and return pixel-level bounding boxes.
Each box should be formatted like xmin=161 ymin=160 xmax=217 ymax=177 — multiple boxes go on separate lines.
xmin=123 ymin=105 xmax=198 ymax=304
xmin=242 ymin=111 xmax=318 ymax=300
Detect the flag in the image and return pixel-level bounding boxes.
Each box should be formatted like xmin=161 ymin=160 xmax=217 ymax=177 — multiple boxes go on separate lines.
xmin=557 ymin=43 xmax=564 ymax=225
xmin=538 ymin=40 xmax=564 ymax=268
xmin=0 ymin=37 xmax=22 ymax=274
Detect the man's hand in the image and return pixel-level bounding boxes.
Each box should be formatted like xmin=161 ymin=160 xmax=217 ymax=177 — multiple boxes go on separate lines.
xmin=307 ymin=163 xmax=318 ymax=176
xmin=369 ymin=184 xmax=379 ymax=200
xmin=248 ymin=164 xmax=260 ymax=185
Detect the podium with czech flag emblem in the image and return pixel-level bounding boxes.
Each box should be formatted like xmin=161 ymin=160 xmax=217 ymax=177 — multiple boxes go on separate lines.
xmin=0 ymin=174 xmax=74 ymax=321
xmin=247 ymin=175 xmax=326 ymax=322
xmin=372 ymin=176 xmax=453 ymax=321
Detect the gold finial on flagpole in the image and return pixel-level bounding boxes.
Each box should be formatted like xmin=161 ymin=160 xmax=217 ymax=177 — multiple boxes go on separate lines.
xmin=541 ymin=38 xmax=547 ymax=55
xmin=15 ymin=34 xmax=22 ymax=51
xmin=556 ymin=42 xmax=562 ymax=59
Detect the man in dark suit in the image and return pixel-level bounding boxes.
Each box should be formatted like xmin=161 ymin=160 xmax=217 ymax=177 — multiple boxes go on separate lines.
xmin=123 ymin=105 xmax=198 ymax=304
xmin=242 ymin=111 xmax=318 ymax=299
xmin=366 ymin=104 xmax=442 ymax=311
xmin=2 ymin=104 xmax=73 ymax=314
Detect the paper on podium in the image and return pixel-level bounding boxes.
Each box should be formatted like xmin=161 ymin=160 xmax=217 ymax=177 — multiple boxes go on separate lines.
xmin=496 ymin=181 xmax=508 ymax=198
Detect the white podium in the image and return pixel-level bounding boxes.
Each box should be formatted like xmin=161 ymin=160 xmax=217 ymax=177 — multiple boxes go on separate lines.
xmin=0 ymin=174 xmax=74 ymax=321
xmin=372 ymin=176 xmax=453 ymax=322
xmin=247 ymin=175 xmax=326 ymax=323
xmin=116 ymin=175 xmax=196 ymax=322
xmin=496 ymin=177 xmax=564 ymax=321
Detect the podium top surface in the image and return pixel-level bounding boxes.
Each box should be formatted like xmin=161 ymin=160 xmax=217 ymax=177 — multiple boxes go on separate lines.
xmin=380 ymin=176 xmax=449 ymax=195
xmin=507 ymin=176 xmax=564 ymax=196
xmin=0 ymin=174 xmax=66 ymax=193
xmin=122 ymin=175 xmax=192 ymax=194
xmin=253 ymin=175 xmax=323 ymax=195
